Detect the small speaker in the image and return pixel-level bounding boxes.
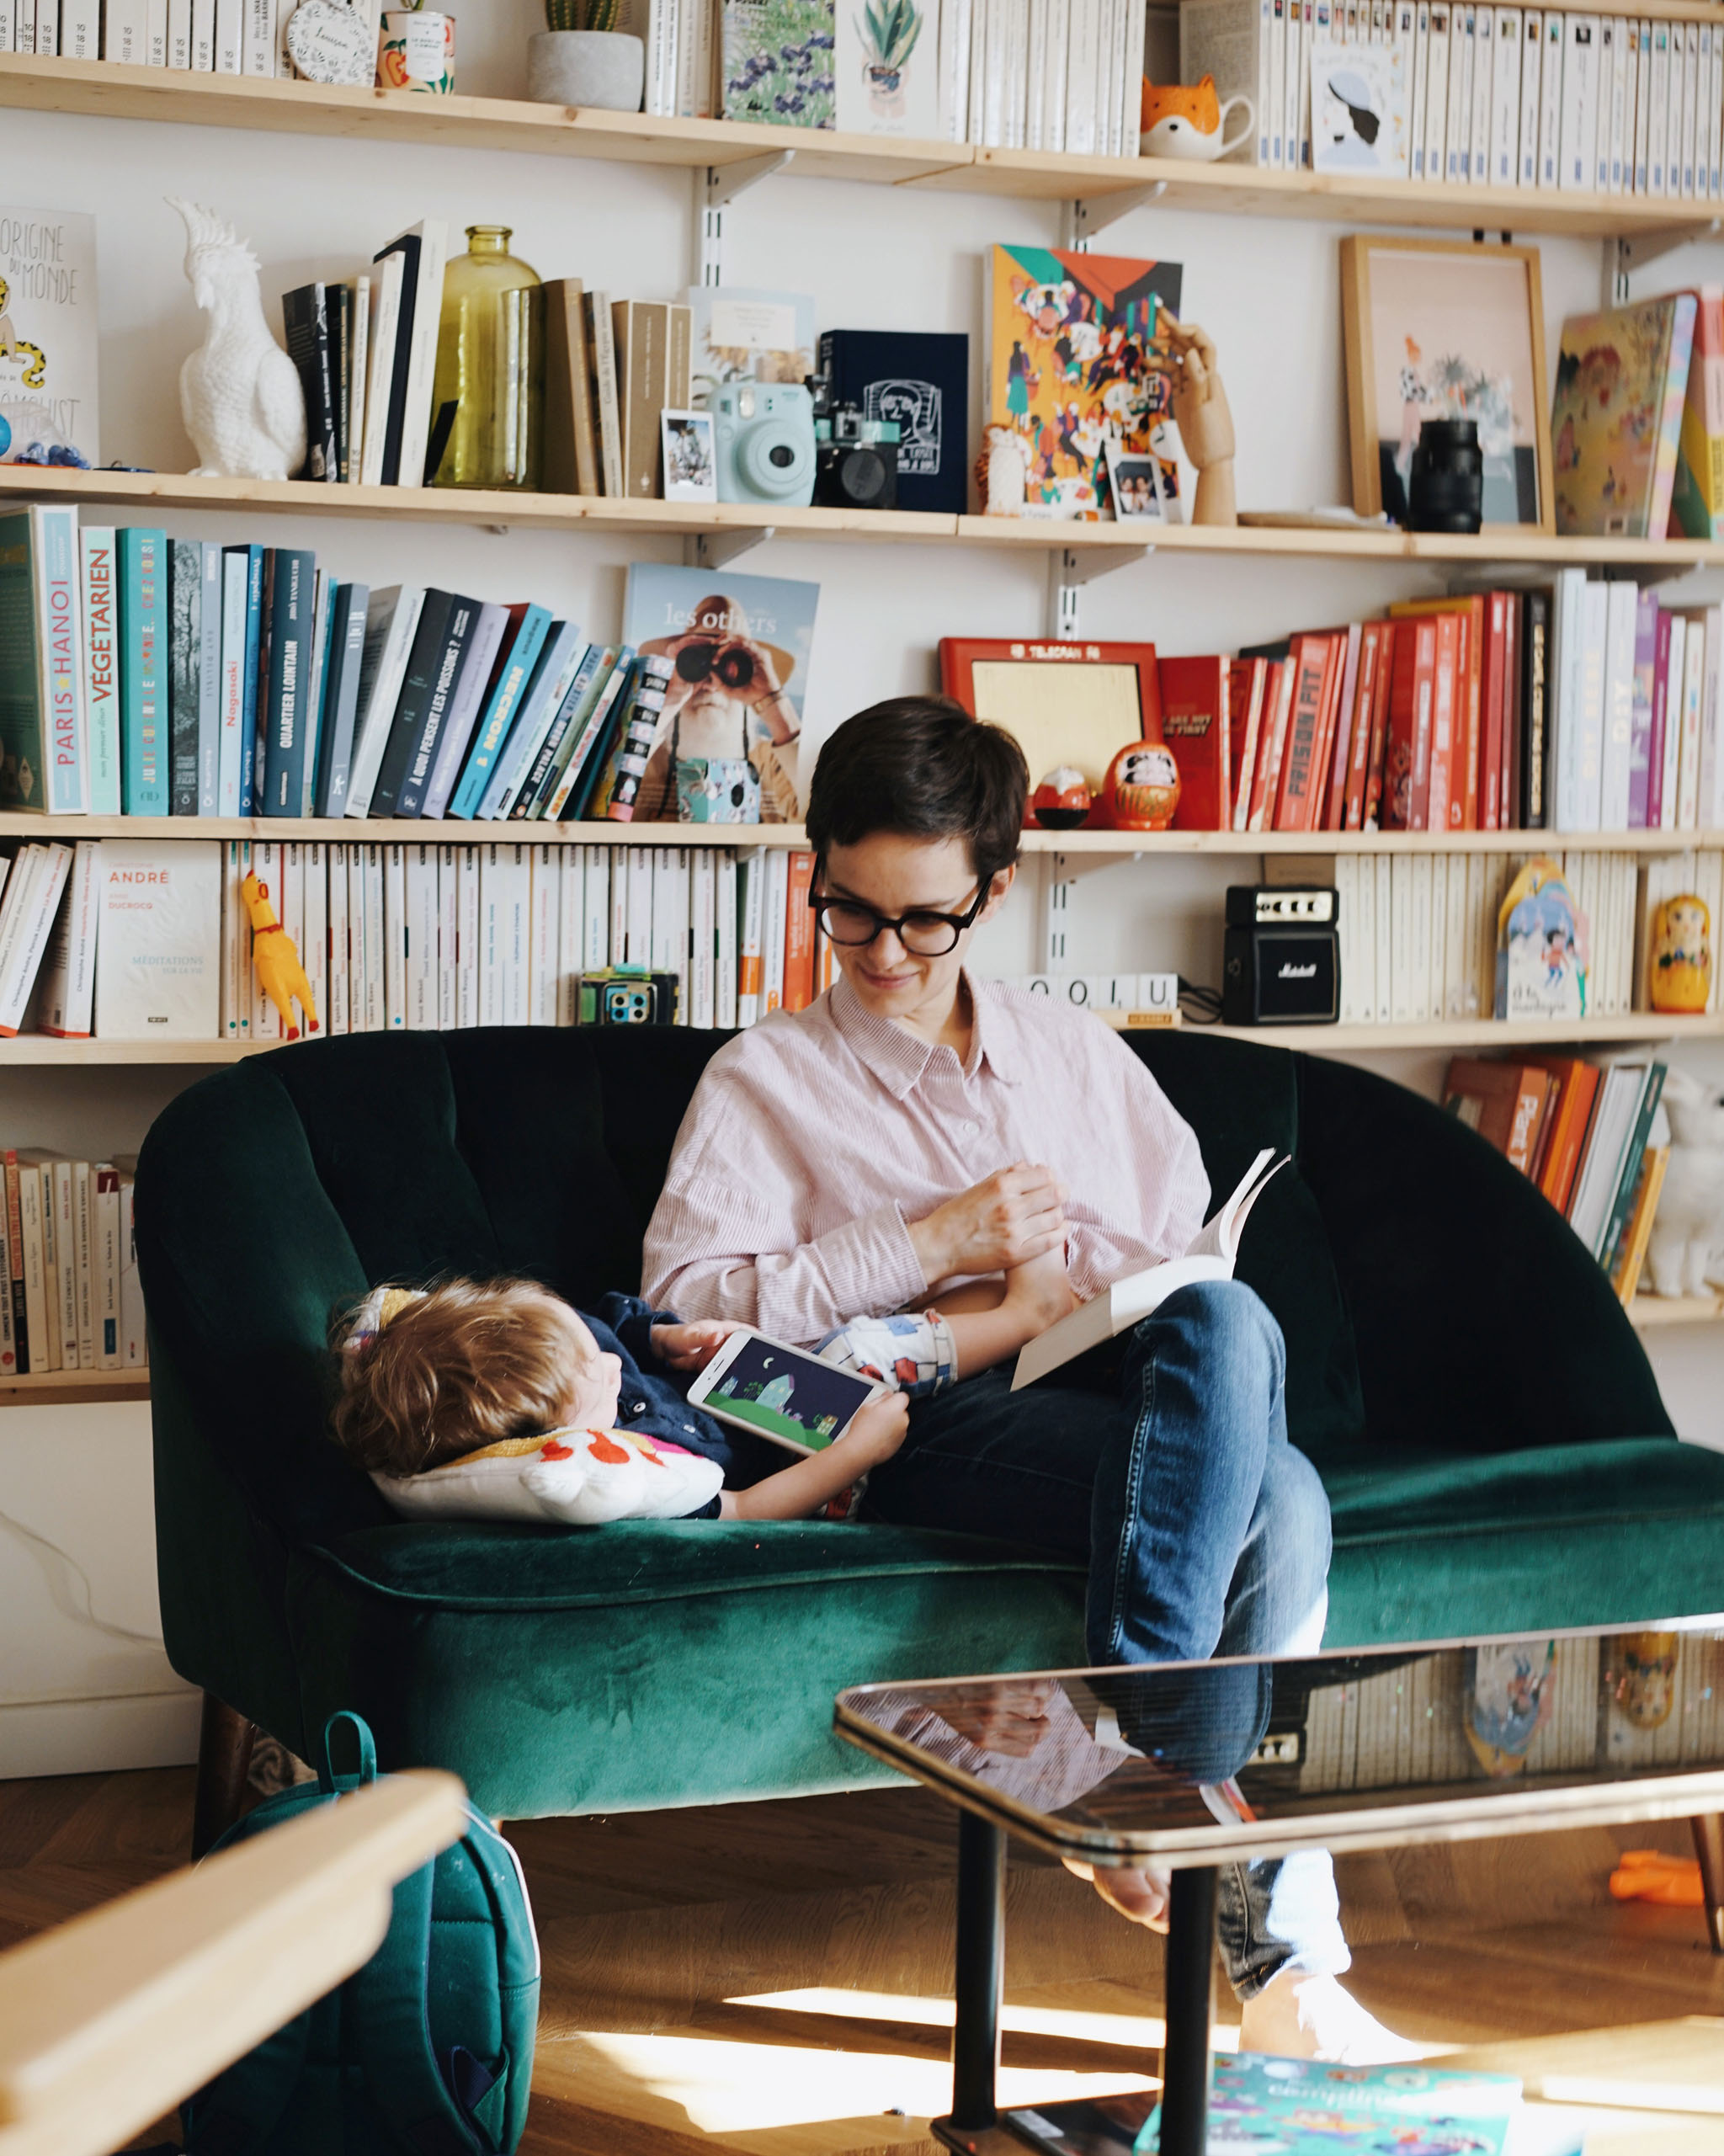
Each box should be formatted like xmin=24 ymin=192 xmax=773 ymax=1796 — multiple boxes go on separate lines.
xmin=1221 ymin=886 xmax=1341 ymax=1025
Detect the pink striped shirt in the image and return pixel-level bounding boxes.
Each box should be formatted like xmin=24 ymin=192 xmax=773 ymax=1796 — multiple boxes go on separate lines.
xmin=641 ymin=971 xmax=1210 ymax=1345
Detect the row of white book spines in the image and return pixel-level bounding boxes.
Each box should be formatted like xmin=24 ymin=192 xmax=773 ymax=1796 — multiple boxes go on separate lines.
xmin=937 ymin=0 xmax=1148 ymax=156
xmin=1 ymin=1157 xmax=145 ymax=1380
xmin=218 ymin=839 xmax=817 ymax=1044
xmin=0 ymin=0 xmax=304 ymax=71
xmin=1331 ymin=846 xmax=1718 ymax=1027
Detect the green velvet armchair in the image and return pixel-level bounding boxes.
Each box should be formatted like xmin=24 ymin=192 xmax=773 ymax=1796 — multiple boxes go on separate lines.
xmin=138 ymin=1026 xmax=1724 ymax=1866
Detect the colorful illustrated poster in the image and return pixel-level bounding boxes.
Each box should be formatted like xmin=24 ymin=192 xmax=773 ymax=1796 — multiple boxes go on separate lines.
xmin=0 ymin=207 xmax=98 ymax=468
xmin=834 ymin=0 xmax=939 ymax=135
xmin=986 ymin=245 xmax=1184 ymax=520
xmin=1551 ymin=295 xmax=1697 ymax=537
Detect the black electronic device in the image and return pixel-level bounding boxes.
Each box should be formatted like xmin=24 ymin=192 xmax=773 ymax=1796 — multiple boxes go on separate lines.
xmin=576 ymin=969 xmax=680 ymax=1026
xmin=807 ymin=372 xmax=901 ymax=510
xmin=1221 ymin=886 xmax=1340 ymax=1026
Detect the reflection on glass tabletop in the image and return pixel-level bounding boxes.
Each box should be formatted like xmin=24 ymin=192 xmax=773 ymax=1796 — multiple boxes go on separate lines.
xmin=834 ymin=1621 xmax=1724 ymax=1864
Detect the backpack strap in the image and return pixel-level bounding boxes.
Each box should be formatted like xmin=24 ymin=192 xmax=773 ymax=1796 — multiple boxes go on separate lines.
xmin=349 ymin=1861 xmax=487 ymax=2156
xmin=318 ymin=1710 xmax=379 ymax=1795
xmin=182 ymin=2009 xmax=312 ymax=2156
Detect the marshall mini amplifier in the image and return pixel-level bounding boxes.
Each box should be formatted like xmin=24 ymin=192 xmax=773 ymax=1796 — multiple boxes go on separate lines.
xmin=1221 ymin=886 xmax=1340 ymax=1025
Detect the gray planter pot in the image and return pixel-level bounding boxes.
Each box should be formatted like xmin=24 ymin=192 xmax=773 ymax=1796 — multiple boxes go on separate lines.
xmin=526 ymin=28 xmax=645 ymax=109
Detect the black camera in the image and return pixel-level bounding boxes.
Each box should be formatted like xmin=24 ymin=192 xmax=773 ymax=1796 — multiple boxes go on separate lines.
xmin=806 ymin=372 xmax=900 ymax=511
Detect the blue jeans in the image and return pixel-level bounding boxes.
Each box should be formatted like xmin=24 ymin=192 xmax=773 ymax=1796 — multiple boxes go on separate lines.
xmin=861 ymin=1277 xmax=1350 ymax=1999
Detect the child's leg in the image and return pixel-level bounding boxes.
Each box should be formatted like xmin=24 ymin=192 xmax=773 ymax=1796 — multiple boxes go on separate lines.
xmin=817 ymin=1312 xmax=958 ymax=1397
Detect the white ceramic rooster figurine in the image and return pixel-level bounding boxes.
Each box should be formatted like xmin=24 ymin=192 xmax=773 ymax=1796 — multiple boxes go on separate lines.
xmin=168 ymin=196 xmax=306 ymax=482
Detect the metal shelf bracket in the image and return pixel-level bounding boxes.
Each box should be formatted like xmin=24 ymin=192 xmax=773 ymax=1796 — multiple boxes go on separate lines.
xmin=1607 ymin=219 xmax=1722 ymax=304
xmin=687 ymin=525 xmax=774 ymax=571
xmin=694 ymin=152 xmax=797 ymax=286
xmin=1047 ymin=542 xmax=1153 ymax=638
xmin=1063 ymin=183 xmax=1168 ymax=252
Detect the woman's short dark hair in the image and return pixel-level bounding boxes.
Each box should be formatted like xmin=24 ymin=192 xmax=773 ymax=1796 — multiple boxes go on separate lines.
xmin=804 ymin=696 xmax=1029 ymax=885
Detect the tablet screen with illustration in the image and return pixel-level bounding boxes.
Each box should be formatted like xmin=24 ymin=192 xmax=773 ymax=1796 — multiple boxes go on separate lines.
xmin=688 ymin=1333 xmax=880 ymax=1453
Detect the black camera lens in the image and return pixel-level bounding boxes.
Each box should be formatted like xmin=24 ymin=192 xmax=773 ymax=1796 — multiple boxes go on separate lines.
xmin=1407 ymin=418 xmax=1484 ymax=534
xmin=769 ymin=443 xmax=795 ymax=468
xmin=716 ymin=646 xmax=754 ymax=689
xmin=675 ymin=639 xmax=755 ymax=689
xmin=674 ymin=642 xmax=710 ymax=682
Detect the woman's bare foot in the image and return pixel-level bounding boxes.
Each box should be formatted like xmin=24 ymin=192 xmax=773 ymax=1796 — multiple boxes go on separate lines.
xmin=1237 ymin=1971 xmax=1425 ymax=2064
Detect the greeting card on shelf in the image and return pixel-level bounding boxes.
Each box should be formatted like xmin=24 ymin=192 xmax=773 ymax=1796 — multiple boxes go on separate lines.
xmin=1309 ymin=36 xmax=1409 ymax=174
xmin=687 ymin=286 xmax=817 ymax=388
xmin=0 ymin=207 xmax=98 ymax=471
xmin=835 ymin=0 xmax=939 ymax=133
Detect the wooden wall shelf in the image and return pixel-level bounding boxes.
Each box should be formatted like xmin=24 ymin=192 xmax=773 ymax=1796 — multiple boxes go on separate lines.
xmin=4 ymin=53 xmax=1724 ymax=240
xmin=1631 ymin=1291 xmax=1724 ymax=1328
xmin=0 ymin=1368 xmax=150 ymax=1403
xmin=11 ymin=463 xmax=1724 ymax=572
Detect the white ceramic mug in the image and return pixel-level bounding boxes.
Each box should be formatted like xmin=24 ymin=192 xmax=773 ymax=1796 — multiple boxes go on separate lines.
xmin=1141 ymin=93 xmax=1255 ymax=162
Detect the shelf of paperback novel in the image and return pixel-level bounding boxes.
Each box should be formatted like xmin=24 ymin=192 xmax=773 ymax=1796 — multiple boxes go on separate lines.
xmin=5 ymin=52 xmax=1724 ymax=242
xmin=16 ymin=465 xmax=1724 ymax=571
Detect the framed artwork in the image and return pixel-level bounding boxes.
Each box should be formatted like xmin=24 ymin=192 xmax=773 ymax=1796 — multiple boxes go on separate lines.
xmin=1341 ymin=236 xmax=1555 ymax=533
xmin=661 ymin=409 xmax=717 ymax=502
xmin=1104 ymin=440 xmax=1168 ymax=523
xmin=938 ymin=638 xmax=1160 ymax=822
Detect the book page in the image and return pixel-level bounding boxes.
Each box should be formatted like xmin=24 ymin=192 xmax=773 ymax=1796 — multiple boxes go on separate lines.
xmin=1184 ymin=1148 xmax=1285 ymax=1264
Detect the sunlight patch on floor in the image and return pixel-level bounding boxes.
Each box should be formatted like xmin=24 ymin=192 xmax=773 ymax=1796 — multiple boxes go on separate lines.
xmin=726 ymin=1983 xmax=1242 ymax=2052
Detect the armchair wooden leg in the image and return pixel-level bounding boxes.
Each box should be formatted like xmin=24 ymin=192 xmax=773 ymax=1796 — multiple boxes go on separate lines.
xmin=191 ymin=1691 xmax=257 ymax=1861
xmin=1691 ymin=1815 xmax=1724 ymax=1955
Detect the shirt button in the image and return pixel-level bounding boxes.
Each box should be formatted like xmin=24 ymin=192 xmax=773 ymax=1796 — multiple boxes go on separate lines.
xmin=961 ymin=1119 xmax=979 ymax=1137
xmin=628 ymin=1399 xmax=647 ymax=1418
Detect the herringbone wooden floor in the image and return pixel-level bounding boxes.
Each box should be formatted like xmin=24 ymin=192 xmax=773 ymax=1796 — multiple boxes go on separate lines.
xmin=6 ymin=1766 xmax=1724 ymax=2152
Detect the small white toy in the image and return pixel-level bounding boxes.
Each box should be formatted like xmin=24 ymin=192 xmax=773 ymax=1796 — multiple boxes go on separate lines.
xmin=374 ymin=1428 xmax=724 ymax=1527
xmin=1645 ymin=1067 xmax=1724 ymax=1299
xmin=168 ymin=196 xmax=307 ymax=482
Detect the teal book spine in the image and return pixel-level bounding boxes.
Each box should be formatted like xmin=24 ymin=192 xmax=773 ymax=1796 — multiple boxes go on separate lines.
xmin=448 ymin=604 xmax=552 ymax=820
xmin=39 ymin=505 xmax=87 ymax=814
xmin=1599 ymin=1063 xmax=1668 ymax=1273
xmin=118 ymin=526 xmax=168 ymax=816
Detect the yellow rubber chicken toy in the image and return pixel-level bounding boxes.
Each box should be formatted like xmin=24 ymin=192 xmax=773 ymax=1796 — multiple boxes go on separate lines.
xmin=242 ymin=870 xmax=320 ymax=1041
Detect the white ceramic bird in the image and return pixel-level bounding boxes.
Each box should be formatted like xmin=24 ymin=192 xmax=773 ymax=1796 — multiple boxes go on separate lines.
xmin=168 ymin=196 xmax=306 ymax=482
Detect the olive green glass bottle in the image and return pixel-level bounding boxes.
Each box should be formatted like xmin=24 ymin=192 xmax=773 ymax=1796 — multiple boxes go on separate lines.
xmin=430 ymin=225 xmax=545 ymax=490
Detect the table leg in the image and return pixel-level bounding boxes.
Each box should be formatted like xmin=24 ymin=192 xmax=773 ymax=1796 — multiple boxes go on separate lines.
xmin=1158 ymin=1866 xmax=1219 ymax=2156
xmin=946 ymin=1809 xmax=1006 ymax=2136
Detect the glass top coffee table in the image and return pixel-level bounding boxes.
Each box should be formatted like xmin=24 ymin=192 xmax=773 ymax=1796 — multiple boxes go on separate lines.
xmin=835 ymin=1621 xmax=1724 ymax=2156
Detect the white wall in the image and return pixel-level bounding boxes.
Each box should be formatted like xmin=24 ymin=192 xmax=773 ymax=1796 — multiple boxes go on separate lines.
xmin=4 ymin=13 xmax=1724 ymax=1768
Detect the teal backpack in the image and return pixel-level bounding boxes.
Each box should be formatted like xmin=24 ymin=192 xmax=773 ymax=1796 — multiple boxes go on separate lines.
xmin=183 ymin=1712 xmax=540 ymax=2156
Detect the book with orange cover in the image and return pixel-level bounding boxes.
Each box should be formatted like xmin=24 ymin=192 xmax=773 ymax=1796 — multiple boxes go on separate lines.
xmin=1613 ymin=1143 xmax=1670 ymax=1304
xmin=1338 ymin=623 xmax=1381 ymax=830
xmin=1390 ymin=596 xmax=1483 ymax=828
xmin=1163 ymin=655 xmax=1232 ymax=831
xmin=1521 ymin=1055 xmax=1604 ymax=1216
xmin=1478 ymin=590 xmax=1508 ymax=832
xmin=1498 ymin=590 xmax=1522 ymax=831
xmin=1426 ymin=611 xmax=1461 ymax=831
xmin=1248 ymin=659 xmax=1296 ymax=833
xmin=781 ymin=848 xmax=817 ymax=1011
xmin=1273 ymin=635 xmax=1334 ymax=830
xmin=1321 ymin=624 xmax=1365 ymax=830
xmin=1309 ymin=625 xmax=1356 ymax=831
xmin=1382 ymin=615 xmax=1437 ymax=829
xmin=1360 ymin=620 xmax=1396 ymax=828
xmin=1443 ymin=1057 xmax=1553 ymax=1177
xmin=1228 ymin=658 xmax=1268 ymax=831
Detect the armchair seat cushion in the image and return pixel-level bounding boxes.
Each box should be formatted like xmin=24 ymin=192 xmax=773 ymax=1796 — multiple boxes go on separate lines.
xmin=1325 ymin=1436 xmax=1724 ymax=1644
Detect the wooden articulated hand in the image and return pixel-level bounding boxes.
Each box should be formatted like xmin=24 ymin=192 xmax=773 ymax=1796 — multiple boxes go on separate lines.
xmin=242 ymin=870 xmax=320 ymax=1041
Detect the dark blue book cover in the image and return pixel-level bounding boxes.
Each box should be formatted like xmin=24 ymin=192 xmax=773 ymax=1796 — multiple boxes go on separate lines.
xmin=237 ymin=546 xmax=264 ymax=815
xmin=817 ymin=329 xmax=970 ymax=514
xmin=315 ymin=582 xmax=370 ymax=817
xmin=258 ymin=546 xmax=317 ymax=817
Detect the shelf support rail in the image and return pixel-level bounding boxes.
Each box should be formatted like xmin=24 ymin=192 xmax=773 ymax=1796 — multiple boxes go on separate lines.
xmin=1062 ymin=184 xmax=1168 ymax=253
xmin=1606 ymin=219 xmax=1723 ymax=306
xmin=694 ymin=152 xmax=798 ymax=286
xmin=685 ymin=525 xmax=775 ymax=571
xmin=1047 ymin=542 xmax=1153 ymax=639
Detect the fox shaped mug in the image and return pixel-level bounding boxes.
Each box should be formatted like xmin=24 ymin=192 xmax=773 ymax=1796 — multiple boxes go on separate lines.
xmin=1140 ymin=75 xmax=1255 ymax=160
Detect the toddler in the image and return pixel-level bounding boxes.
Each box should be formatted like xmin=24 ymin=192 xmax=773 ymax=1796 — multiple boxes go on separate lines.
xmin=330 ymin=1251 xmax=1073 ymax=1524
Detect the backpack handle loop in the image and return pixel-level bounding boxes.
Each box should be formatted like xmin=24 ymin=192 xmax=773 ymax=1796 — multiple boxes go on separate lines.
xmin=318 ymin=1710 xmax=379 ymax=1794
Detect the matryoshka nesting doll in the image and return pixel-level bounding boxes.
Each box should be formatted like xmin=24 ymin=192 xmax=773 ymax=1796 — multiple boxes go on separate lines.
xmin=1651 ymin=893 xmax=1711 ymax=1014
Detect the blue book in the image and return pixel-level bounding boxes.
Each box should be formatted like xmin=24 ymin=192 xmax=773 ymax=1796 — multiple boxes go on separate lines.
xmin=477 ymin=622 xmax=585 ymax=820
xmin=258 ymin=547 xmax=317 ymax=817
xmin=235 ymin=546 xmax=265 ymax=816
xmin=513 ymin=640 xmax=609 ymax=818
xmin=168 ymin=539 xmax=202 ymax=815
xmin=117 ymin=526 xmax=168 ymax=816
xmin=565 ymin=654 xmax=638 ymax=823
xmin=447 ymin=603 xmax=551 ymax=819
xmin=197 ymin=541 xmax=221 ymax=816
xmin=314 ymin=583 xmax=370 ymax=817
xmin=298 ymin=573 xmax=338 ymax=815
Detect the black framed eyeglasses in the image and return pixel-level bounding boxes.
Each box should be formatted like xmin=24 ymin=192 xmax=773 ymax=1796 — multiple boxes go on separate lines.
xmin=808 ymin=885 xmax=988 ymax=957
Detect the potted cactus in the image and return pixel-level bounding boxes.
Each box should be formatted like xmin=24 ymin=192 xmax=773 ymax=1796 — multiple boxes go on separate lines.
xmin=526 ymin=0 xmax=645 ymax=111
xmin=855 ymin=0 xmax=921 ymax=118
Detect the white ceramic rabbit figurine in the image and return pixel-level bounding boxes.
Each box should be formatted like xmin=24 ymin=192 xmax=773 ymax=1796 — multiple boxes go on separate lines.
xmin=1646 ymin=1067 xmax=1724 ymax=1298
xmin=168 ymin=197 xmax=306 ymax=482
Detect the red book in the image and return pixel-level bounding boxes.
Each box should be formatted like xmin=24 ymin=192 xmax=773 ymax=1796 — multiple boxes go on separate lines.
xmin=1361 ymin=620 xmax=1396 ymax=828
xmin=1322 ymin=624 xmax=1364 ymax=830
xmin=1227 ymin=658 xmax=1267 ymax=831
xmin=1301 ymin=631 xmax=1347 ymax=833
xmin=1523 ymin=1056 xmax=1604 ymax=1216
xmin=1424 ymin=611 xmax=1460 ymax=831
xmin=1163 ymin=656 xmax=1232 ymax=830
xmin=1249 ymin=660 xmax=1296 ymax=832
xmin=1338 ymin=623 xmax=1381 ymax=830
xmin=1500 ymin=592 xmax=1521 ymax=829
xmin=1382 ymin=617 xmax=1436 ymax=829
xmin=1273 ymin=635 xmax=1333 ymax=829
xmin=1479 ymin=590 xmax=1508 ymax=832
xmin=782 ymin=849 xmax=817 ymax=1012
xmin=1456 ymin=601 xmax=1481 ymax=829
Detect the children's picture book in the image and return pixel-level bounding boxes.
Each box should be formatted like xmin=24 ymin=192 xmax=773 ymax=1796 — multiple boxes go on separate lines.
xmin=834 ymin=0 xmax=939 ymax=134
xmin=1309 ymin=35 xmax=1410 ymax=173
xmin=985 ymin=244 xmax=1184 ymax=520
xmin=1013 ymin=1148 xmax=1284 ymax=1388
xmin=1551 ymin=294 xmax=1699 ymax=538
xmin=1670 ymin=284 xmax=1724 ymax=540
xmin=620 ymin=565 xmax=819 ymax=824
xmin=721 ymin=0 xmax=836 ymax=125
xmin=0 ymin=206 xmax=99 ymax=469
xmin=1493 ymin=856 xmax=1588 ymax=1020
xmin=686 ymin=285 xmax=817 ymax=391
xmin=1463 ymin=1637 xmax=1557 ymax=1775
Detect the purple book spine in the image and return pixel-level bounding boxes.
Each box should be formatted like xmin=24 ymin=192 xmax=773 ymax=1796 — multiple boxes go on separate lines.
xmin=1647 ymin=608 xmax=1674 ymax=829
xmin=1628 ymin=591 xmax=1659 ymax=828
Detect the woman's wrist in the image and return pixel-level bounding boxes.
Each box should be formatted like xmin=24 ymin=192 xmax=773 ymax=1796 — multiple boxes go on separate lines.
xmin=906 ymin=1206 xmax=948 ymax=1290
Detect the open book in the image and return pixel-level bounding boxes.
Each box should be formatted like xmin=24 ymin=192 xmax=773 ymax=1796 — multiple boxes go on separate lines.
xmin=1010 ymin=1149 xmax=1287 ymax=1391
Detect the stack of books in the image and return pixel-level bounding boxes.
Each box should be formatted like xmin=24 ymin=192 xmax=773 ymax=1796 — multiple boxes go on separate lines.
xmin=0 ymin=1149 xmax=143 ymax=1377
xmin=1 ymin=0 xmax=375 ymax=69
xmin=1444 ymin=1050 xmax=1668 ymax=1296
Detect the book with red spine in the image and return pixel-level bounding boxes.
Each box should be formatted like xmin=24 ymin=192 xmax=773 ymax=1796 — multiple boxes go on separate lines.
xmin=1478 ymin=589 xmax=1508 ymax=831
xmin=1303 ymin=626 xmax=1352 ymax=832
xmin=1227 ymin=658 xmax=1268 ymax=831
xmin=1523 ymin=1055 xmax=1604 ymax=1216
xmin=1340 ymin=623 xmax=1382 ymax=830
xmin=1425 ymin=611 xmax=1461 ymax=832
xmin=1273 ymin=635 xmax=1334 ymax=830
xmin=1361 ymin=620 xmax=1396 ymax=829
xmin=1500 ymin=592 xmax=1521 ymax=830
xmin=1322 ymin=623 xmax=1365 ymax=829
xmin=1162 ymin=656 xmax=1232 ymax=831
xmin=781 ymin=848 xmax=817 ymax=1012
xmin=1248 ymin=660 xmax=1297 ymax=833
xmin=1456 ymin=601 xmax=1481 ymax=829
xmin=1382 ymin=616 xmax=1437 ymax=829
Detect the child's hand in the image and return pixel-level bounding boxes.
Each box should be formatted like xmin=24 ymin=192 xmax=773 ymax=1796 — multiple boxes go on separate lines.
xmin=652 ymin=1319 xmax=746 ymax=1371
xmin=839 ymin=1390 xmax=911 ymax=1467
xmin=1002 ymin=1242 xmax=1079 ymax=1333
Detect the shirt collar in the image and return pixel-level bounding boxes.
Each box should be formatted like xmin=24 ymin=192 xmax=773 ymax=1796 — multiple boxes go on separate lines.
xmin=828 ymin=969 xmax=1023 ymax=1099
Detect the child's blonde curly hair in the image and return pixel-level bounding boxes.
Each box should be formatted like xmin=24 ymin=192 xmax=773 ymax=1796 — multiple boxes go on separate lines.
xmin=329 ymin=1278 xmax=579 ymax=1476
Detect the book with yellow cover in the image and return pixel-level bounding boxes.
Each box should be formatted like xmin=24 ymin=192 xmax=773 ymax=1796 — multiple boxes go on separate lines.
xmin=1615 ymin=1142 xmax=1670 ymax=1305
